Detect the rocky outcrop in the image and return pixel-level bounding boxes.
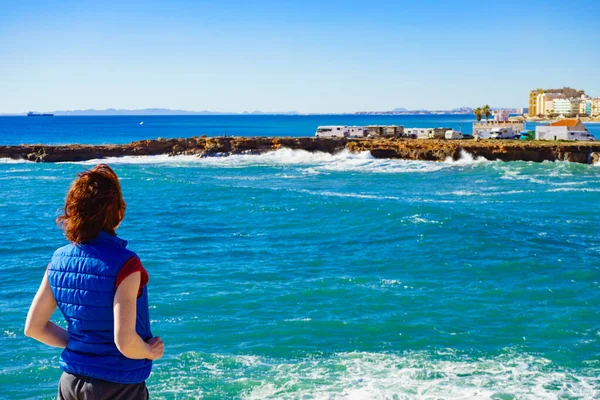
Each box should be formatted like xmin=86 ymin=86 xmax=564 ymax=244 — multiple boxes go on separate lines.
xmin=348 ymin=139 xmax=600 ymax=163
xmin=1 ymin=137 xmax=600 ymax=164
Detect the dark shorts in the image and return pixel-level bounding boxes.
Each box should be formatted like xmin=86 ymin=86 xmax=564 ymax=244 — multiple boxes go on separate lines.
xmin=57 ymin=372 xmax=149 ymax=400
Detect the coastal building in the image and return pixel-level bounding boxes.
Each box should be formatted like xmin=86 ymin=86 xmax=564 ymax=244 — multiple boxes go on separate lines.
xmin=528 ymin=87 xmax=586 ymax=116
xmin=553 ymin=98 xmax=582 ymax=116
xmin=529 ymin=89 xmax=544 ymax=116
xmin=535 ymin=119 xmax=595 ymax=141
xmin=579 ymin=100 xmax=592 ymax=116
xmin=593 ymin=98 xmax=600 ymax=116
xmin=544 ymin=99 xmax=555 ymax=115
xmin=493 ymin=110 xmax=510 ymax=122
xmin=473 ymin=120 xmax=524 ymax=139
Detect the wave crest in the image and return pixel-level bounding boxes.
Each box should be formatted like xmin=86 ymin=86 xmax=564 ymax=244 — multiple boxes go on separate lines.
xmin=148 ymin=350 xmax=598 ymax=399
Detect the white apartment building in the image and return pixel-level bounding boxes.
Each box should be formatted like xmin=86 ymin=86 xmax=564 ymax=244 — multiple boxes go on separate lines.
xmin=593 ymin=98 xmax=600 ymax=116
xmin=579 ymin=100 xmax=592 ymax=115
xmin=553 ymin=98 xmax=582 ymax=116
xmin=535 ymin=93 xmax=563 ymax=115
xmin=493 ymin=110 xmax=510 ymax=122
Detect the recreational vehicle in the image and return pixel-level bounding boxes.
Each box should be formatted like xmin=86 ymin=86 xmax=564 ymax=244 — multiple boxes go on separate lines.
xmin=474 ymin=127 xmax=517 ymax=140
xmin=365 ymin=125 xmax=404 ymax=138
xmin=427 ymin=127 xmax=452 ymax=139
xmin=315 ymin=126 xmax=366 ymax=138
xmin=445 ymin=130 xmax=463 ymax=140
xmin=489 ymin=127 xmax=518 ymax=140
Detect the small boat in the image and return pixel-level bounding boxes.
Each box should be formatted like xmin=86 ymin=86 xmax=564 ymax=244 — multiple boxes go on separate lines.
xmin=140 ymin=121 xmax=144 ymax=125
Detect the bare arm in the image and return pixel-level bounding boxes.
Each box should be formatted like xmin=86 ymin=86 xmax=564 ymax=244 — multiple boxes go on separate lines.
xmin=113 ymin=272 xmax=164 ymax=360
xmin=24 ymin=270 xmax=69 ymax=348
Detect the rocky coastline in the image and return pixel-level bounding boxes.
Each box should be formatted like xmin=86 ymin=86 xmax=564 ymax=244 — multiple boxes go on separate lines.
xmin=1 ymin=136 xmax=600 ymax=164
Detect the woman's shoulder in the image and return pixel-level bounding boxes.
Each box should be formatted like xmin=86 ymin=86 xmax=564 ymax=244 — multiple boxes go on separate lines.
xmin=51 ymin=242 xmax=78 ymax=258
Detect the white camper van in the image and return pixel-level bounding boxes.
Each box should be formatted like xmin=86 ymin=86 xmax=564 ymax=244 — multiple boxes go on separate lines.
xmin=315 ymin=126 xmax=366 ymax=138
xmin=475 ymin=127 xmax=516 ymax=140
xmin=489 ymin=127 xmax=517 ymax=139
xmin=445 ymin=130 xmax=463 ymax=140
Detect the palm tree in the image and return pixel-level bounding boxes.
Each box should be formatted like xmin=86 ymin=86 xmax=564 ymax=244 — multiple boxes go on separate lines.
xmin=474 ymin=107 xmax=483 ymax=122
xmin=482 ymin=105 xmax=492 ymax=122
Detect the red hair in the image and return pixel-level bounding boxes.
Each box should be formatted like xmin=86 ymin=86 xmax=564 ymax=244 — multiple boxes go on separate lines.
xmin=57 ymin=164 xmax=126 ymax=244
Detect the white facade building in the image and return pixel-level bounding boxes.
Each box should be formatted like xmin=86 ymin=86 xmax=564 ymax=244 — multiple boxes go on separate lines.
xmin=493 ymin=110 xmax=510 ymax=122
xmin=593 ymin=98 xmax=600 ymax=116
xmin=553 ymin=99 xmax=581 ymax=116
xmin=535 ymin=119 xmax=595 ymax=141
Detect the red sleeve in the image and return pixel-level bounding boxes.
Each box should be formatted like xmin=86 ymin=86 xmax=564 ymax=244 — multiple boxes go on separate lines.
xmin=116 ymin=256 xmax=149 ymax=297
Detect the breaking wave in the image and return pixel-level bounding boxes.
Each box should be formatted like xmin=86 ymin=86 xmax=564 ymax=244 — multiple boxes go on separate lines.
xmin=0 ymin=158 xmax=31 ymax=164
xmin=51 ymin=149 xmax=466 ymax=174
xmin=148 ymin=350 xmax=599 ymax=399
xmin=2 ymin=148 xmax=600 ymax=178
xmin=444 ymin=149 xmax=489 ymax=165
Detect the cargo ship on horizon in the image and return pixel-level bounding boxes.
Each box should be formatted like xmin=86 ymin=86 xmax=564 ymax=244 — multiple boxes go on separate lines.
xmin=27 ymin=111 xmax=54 ymax=117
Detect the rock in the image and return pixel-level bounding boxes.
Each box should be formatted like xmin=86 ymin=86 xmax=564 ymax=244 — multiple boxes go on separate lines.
xmin=1 ymin=137 xmax=600 ymax=164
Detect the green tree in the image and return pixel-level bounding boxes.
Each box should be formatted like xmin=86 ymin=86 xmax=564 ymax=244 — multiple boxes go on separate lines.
xmin=474 ymin=107 xmax=483 ymax=122
xmin=482 ymin=105 xmax=492 ymax=122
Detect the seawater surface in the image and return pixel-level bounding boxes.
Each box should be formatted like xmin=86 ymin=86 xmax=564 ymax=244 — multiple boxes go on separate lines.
xmin=2 ymin=115 xmax=599 ymax=145
xmin=1 ymin=149 xmax=599 ymax=399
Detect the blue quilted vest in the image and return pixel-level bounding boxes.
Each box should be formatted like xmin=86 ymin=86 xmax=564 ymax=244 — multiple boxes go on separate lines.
xmin=47 ymin=231 xmax=153 ymax=384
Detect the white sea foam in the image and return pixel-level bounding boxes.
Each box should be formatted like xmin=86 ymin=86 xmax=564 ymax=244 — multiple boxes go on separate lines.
xmin=65 ymin=154 xmax=202 ymax=166
xmin=57 ymin=149 xmax=451 ymax=174
xmin=441 ymin=189 xmax=530 ymax=197
xmin=242 ymin=352 xmax=598 ymax=400
xmin=296 ymin=189 xmax=401 ymax=201
xmin=406 ymin=214 xmax=441 ymax=225
xmin=547 ymin=187 xmax=600 ymax=193
xmin=149 ymin=351 xmax=599 ymax=400
xmin=0 ymin=158 xmax=31 ymax=164
xmin=444 ymin=149 xmax=489 ymax=166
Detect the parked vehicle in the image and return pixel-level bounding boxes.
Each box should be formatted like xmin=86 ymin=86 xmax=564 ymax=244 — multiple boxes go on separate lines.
xmin=315 ymin=126 xmax=366 ymax=138
xmin=427 ymin=127 xmax=452 ymax=139
xmin=489 ymin=127 xmax=518 ymax=140
xmin=444 ymin=130 xmax=463 ymax=140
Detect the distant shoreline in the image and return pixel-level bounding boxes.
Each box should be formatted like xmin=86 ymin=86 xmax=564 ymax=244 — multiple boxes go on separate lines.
xmin=0 ymin=112 xmax=479 ymax=117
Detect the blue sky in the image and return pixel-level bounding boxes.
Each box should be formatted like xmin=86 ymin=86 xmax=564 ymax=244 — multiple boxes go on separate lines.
xmin=1 ymin=0 xmax=599 ymax=113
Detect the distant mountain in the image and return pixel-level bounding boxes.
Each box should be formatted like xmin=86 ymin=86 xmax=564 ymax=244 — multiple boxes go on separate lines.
xmin=391 ymin=107 xmax=408 ymax=112
xmin=48 ymin=108 xmax=300 ymax=116
xmin=243 ymin=110 xmax=300 ymax=115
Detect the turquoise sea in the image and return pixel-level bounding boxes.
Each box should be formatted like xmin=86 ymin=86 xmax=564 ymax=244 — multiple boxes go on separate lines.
xmin=0 ymin=116 xmax=599 ymax=399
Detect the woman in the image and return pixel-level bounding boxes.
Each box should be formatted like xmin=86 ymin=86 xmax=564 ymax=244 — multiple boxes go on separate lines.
xmin=25 ymin=164 xmax=164 ymax=399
